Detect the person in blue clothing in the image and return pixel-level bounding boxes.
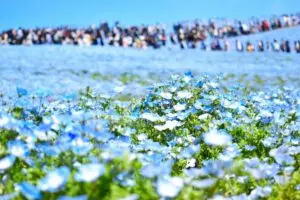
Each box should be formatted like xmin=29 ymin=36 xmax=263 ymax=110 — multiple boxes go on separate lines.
xmin=200 ymin=41 xmax=207 ymax=50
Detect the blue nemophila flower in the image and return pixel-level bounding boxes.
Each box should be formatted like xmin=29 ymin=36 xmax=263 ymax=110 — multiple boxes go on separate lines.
xmin=245 ymin=162 xmax=280 ymax=180
xmin=156 ymin=176 xmax=184 ymax=198
xmin=17 ymin=87 xmax=28 ymax=97
xmin=184 ymin=71 xmax=193 ymax=78
xmin=115 ymin=172 xmax=135 ymax=187
xmin=262 ymin=136 xmax=277 ymax=147
xmin=0 ymin=155 xmax=16 ymax=171
xmin=136 ymin=133 xmax=147 ymax=141
xmin=0 ymin=115 xmax=10 ymax=127
xmin=38 ymin=166 xmax=70 ymax=192
xmin=178 ymin=144 xmax=200 ymax=159
xmin=154 ymin=120 xmax=183 ymax=131
xmin=140 ymin=112 xmax=165 ymax=122
xmin=71 ymin=137 xmax=93 ymax=155
xmin=186 ymin=158 xmax=197 ymax=168
xmin=184 ymin=168 xmax=206 ymax=179
xmin=258 ymin=110 xmax=273 ymax=124
xmin=177 ymin=90 xmax=193 ymax=99
xmin=57 ymin=195 xmax=87 ymax=200
xmin=118 ymin=194 xmax=138 ymax=200
xmin=218 ymin=144 xmax=240 ymax=164
xmin=33 ymin=124 xmax=56 ymax=141
xmin=0 ymin=193 xmax=18 ymax=200
xmin=140 ymin=161 xmax=173 ymax=178
xmin=244 ymin=157 xmax=260 ymax=168
xmin=35 ymin=88 xmax=50 ymax=98
xmin=90 ymin=131 xmax=114 ymax=142
xmin=203 ymin=129 xmax=232 ymax=146
xmin=274 ymin=175 xmax=290 ymax=185
xmin=270 ymin=145 xmax=295 ymax=165
xmin=198 ymin=113 xmax=211 ymax=120
xmin=200 ymin=160 xmax=226 ymax=177
xmin=244 ymin=145 xmax=256 ymax=151
xmin=193 ymin=100 xmax=203 ymax=110
xmin=173 ymin=103 xmax=186 ymax=112
xmin=17 ymin=181 xmax=41 ymax=200
xmin=114 ymin=85 xmax=125 ymax=93
xmin=237 ymin=176 xmax=249 ymax=184
xmin=283 ymin=166 xmax=295 ymax=175
xmin=7 ymin=140 xmax=29 ymax=158
xmin=75 ymin=163 xmax=105 ymax=182
xmin=63 ymin=93 xmax=76 ymax=101
xmin=159 ymin=92 xmax=172 ymax=100
xmin=249 ymin=186 xmax=272 ymax=199
xmin=139 ymin=140 xmax=168 ymax=153
xmin=190 ymin=178 xmax=217 ymax=189
xmin=206 ymin=81 xmax=219 ymax=89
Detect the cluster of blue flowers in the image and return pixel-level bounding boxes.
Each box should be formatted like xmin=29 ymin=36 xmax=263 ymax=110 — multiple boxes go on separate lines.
xmin=0 ymin=73 xmax=299 ymax=199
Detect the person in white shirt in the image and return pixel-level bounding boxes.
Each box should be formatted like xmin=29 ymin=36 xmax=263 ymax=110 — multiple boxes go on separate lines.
xmin=272 ymin=40 xmax=280 ymax=52
xmin=236 ymin=40 xmax=243 ymax=52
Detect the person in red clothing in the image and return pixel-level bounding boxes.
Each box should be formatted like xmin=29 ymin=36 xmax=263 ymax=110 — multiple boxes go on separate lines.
xmin=262 ymin=20 xmax=270 ymax=31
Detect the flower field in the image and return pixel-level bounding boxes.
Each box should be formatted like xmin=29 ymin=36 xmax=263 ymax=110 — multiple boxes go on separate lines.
xmin=0 ymin=46 xmax=299 ymax=200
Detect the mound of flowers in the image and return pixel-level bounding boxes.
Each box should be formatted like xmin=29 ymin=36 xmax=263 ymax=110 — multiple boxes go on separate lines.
xmin=0 ymin=74 xmax=299 ymax=200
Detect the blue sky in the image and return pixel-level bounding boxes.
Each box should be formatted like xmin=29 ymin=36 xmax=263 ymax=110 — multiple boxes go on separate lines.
xmin=0 ymin=0 xmax=299 ymax=30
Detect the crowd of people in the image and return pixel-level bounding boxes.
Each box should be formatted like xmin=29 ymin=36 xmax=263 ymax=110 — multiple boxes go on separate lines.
xmin=0 ymin=22 xmax=167 ymax=49
xmin=207 ymin=39 xmax=300 ymax=53
xmin=172 ymin=13 xmax=300 ymax=49
xmin=0 ymin=13 xmax=299 ymax=53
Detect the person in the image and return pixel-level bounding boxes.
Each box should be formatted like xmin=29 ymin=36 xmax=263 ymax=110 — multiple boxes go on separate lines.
xmin=285 ymin=40 xmax=291 ymax=53
xmin=211 ymin=39 xmax=222 ymax=51
xmin=177 ymin=27 xmax=186 ymax=49
xmin=266 ymin=41 xmax=270 ymax=51
xmin=257 ymin=40 xmax=264 ymax=52
xmin=236 ymin=40 xmax=243 ymax=52
xmin=215 ymin=39 xmax=222 ymax=50
xmin=272 ymin=40 xmax=280 ymax=52
xmin=262 ymin=20 xmax=270 ymax=31
xmin=224 ymin=39 xmax=230 ymax=51
xmin=0 ymin=32 xmax=8 ymax=44
xmin=239 ymin=21 xmax=250 ymax=35
xmin=170 ymin=33 xmax=177 ymax=45
xmin=246 ymin=41 xmax=255 ymax=52
xmin=295 ymin=41 xmax=300 ymax=53
xmin=161 ymin=30 xmax=167 ymax=46
xmin=200 ymin=41 xmax=207 ymax=51
xmin=280 ymin=39 xmax=286 ymax=52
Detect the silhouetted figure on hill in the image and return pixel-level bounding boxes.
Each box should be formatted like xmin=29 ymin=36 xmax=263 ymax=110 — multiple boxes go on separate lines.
xmin=246 ymin=41 xmax=255 ymax=52
xmin=224 ymin=39 xmax=230 ymax=51
xmin=200 ymin=41 xmax=207 ymax=50
xmin=266 ymin=41 xmax=270 ymax=51
xmin=295 ymin=41 xmax=300 ymax=53
xmin=272 ymin=40 xmax=280 ymax=52
xmin=285 ymin=41 xmax=291 ymax=53
xmin=239 ymin=21 xmax=250 ymax=35
xmin=236 ymin=40 xmax=243 ymax=52
xmin=211 ymin=39 xmax=222 ymax=51
xmin=280 ymin=39 xmax=286 ymax=52
xmin=177 ymin=28 xmax=186 ymax=49
xmin=170 ymin=34 xmax=177 ymax=45
xmin=262 ymin=20 xmax=270 ymax=31
xmin=258 ymin=40 xmax=264 ymax=52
